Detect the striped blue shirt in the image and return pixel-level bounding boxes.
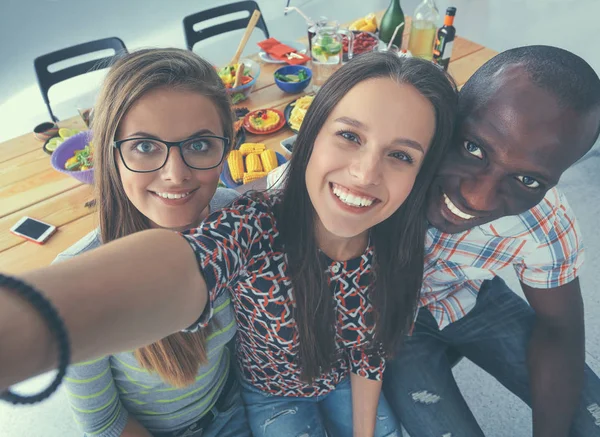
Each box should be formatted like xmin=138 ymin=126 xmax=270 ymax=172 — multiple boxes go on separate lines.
xmin=53 ymin=188 xmax=239 ymax=437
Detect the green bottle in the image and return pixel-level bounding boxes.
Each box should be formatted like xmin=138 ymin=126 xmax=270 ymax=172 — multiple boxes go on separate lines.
xmin=379 ymin=0 xmax=405 ymax=48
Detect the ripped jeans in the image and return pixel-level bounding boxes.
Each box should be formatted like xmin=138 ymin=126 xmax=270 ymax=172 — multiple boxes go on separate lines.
xmin=240 ymin=376 xmax=400 ymax=437
xmin=383 ymin=276 xmax=600 ymax=437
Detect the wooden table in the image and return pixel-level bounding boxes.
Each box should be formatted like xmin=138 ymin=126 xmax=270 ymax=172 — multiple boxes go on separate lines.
xmin=0 ymin=13 xmax=497 ymax=274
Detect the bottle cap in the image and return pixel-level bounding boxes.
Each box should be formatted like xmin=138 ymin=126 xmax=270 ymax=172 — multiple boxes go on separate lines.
xmin=446 ymin=7 xmax=457 ymax=16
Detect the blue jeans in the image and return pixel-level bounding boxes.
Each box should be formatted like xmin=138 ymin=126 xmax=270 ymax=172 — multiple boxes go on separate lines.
xmin=160 ymin=376 xmax=251 ymax=437
xmin=203 ymin=377 xmax=251 ymax=437
xmin=383 ymin=276 xmax=600 ymax=437
xmin=240 ymin=376 xmax=400 ymax=437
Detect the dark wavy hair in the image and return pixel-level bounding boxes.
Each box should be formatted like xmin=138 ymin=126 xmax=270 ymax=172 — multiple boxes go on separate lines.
xmin=276 ymin=51 xmax=458 ymax=381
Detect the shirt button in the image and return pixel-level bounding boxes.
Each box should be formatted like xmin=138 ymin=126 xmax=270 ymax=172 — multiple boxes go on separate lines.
xmin=331 ymin=264 xmax=340 ymax=274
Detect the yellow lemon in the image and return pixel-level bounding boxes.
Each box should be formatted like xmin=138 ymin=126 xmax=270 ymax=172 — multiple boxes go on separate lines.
xmin=45 ymin=137 xmax=63 ymax=152
xmin=58 ymin=128 xmax=79 ymax=139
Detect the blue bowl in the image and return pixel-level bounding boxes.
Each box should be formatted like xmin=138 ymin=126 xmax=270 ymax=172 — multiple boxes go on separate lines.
xmin=221 ymin=151 xmax=287 ymax=188
xmin=221 ymin=58 xmax=261 ymax=104
xmin=274 ymin=65 xmax=312 ymax=94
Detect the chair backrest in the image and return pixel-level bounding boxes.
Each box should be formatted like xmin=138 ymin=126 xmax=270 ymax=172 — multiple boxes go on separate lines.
xmin=183 ymin=1 xmax=269 ymax=52
xmin=34 ymin=37 xmax=128 ymax=122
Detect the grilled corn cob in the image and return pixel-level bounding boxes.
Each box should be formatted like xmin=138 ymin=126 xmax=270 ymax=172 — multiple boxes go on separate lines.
xmin=239 ymin=142 xmax=266 ymax=156
xmin=245 ymin=153 xmax=263 ymax=173
xmin=260 ymin=149 xmax=278 ymax=173
xmin=243 ymin=171 xmax=268 ymax=185
xmin=227 ymin=150 xmax=244 ymax=183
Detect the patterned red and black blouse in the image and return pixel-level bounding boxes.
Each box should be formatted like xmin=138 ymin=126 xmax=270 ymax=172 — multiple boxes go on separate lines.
xmin=182 ymin=193 xmax=384 ymax=397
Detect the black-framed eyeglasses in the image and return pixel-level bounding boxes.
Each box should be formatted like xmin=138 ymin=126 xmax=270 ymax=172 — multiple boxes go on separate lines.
xmin=113 ymin=135 xmax=230 ymax=173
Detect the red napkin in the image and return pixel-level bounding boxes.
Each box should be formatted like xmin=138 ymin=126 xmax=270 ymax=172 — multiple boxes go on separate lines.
xmin=257 ymin=38 xmax=310 ymax=65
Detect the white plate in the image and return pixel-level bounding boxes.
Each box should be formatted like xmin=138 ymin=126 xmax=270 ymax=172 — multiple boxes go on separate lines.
xmin=258 ymin=41 xmax=307 ymax=64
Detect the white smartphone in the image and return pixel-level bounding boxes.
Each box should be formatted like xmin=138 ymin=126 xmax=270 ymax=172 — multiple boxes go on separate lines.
xmin=10 ymin=216 xmax=57 ymax=245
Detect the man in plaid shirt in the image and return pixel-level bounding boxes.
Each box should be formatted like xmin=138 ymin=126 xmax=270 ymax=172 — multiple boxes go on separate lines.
xmin=382 ymin=46 xmax=600 ymax=437
xmin=258 ymin=45 xmax=600 ymax=436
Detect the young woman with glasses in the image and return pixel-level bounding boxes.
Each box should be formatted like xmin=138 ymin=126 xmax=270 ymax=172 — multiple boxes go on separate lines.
xmin=51 ymin=48 xmax=249 ymax=437
xmin=1 ymin=51 xmax=458 ymax=436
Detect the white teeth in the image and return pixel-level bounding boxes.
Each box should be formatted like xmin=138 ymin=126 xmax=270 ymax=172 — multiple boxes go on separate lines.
xmin=155 ymin=192 xmax=191 ymax=200
xmin=443 ymin=194 xmax=475 ymax=220
xmin=332 ymin=184 xmax=374 ymax=208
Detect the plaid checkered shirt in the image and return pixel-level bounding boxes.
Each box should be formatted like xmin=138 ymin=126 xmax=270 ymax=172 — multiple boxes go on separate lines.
xmin=422 ymin=187 xmax=584 ymax=328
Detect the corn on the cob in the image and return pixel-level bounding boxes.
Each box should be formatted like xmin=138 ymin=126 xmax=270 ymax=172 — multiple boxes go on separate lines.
xmin=245 ymin=153 xmax=263 ymax=173
xmin=260 ymin=149 xmax=278 ymax=173
xmin=239 ymin=143 xmax=266 ymax=156
xmin=243 ymin=171 xmax=268 ymax=185
xmin=227 ymin=150 xmax=244 ymax=183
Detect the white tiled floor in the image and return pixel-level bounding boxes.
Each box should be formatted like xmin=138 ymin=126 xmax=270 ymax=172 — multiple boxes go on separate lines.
xmin=1 ymin=1 xmax=599 ymax=436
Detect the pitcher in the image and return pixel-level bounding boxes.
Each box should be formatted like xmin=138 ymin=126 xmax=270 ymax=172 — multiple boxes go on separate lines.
xmin=311 ymin=21 xmax=354 ymax=91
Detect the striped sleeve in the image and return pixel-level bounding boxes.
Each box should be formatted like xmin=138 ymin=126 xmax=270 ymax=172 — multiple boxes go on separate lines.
xmin=63 ymin=356 xmax=129 ymax=437
xmin=516 ymin=192 xmax=585 ymax=288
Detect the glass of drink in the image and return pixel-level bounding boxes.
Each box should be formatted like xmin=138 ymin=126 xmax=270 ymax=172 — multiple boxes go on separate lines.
xmin=307 ymin=17 xmax=328 ymax=55
xmin=380 ymin=43 xmax=400 ymax=55
xmin=310 ymin=21 xmax=353 ymax=92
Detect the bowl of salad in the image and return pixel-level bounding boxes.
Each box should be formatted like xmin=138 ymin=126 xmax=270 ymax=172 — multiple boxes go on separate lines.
xmin=217 ymin=58 xmax=261 ymax=104
xmin=273 ymin=65 xmax=312 ymax=94
xmin=51 ymin=131 xmax=94 ymax=184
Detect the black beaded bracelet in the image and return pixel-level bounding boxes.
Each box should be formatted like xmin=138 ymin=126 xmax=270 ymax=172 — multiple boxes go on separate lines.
xmin=0 ymin=274 xmax=71 ymax=404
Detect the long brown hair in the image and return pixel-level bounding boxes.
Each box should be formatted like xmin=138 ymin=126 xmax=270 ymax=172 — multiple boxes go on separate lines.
xmin=91 ymin=48 xmax=234 ymax=387
xmin=277 ymin=52 xmax=458 ymax=381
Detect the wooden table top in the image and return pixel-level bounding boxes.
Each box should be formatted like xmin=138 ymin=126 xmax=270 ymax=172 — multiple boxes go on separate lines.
xmin=0 ymin=12 xmax=497 ymax=274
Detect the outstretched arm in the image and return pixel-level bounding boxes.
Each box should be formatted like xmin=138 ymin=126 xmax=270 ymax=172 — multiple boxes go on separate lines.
xmin=0 ymin=229 xmax=206 ymax=391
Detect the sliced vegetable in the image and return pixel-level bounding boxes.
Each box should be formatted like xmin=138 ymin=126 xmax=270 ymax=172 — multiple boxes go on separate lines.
xmin=298 ymin=70 xmax=308 ymax=81
xmin=63 ymin=142 xmax=94 ymax=171
xmin=231 ymin=92 xmax=247 ymax=104
xmin=275 ymin=70 xmax=309 ymax=83
xmin=217 ymin=62 xmax=253 ymax=90
xmin=274 ymin=72 xmax=290 ymax=82
xmin=65 ymin=156 xmax=80 ymax=171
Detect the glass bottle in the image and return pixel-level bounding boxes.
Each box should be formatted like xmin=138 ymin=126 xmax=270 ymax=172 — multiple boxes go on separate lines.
xmin=433 ymin=7 xmax=457 ymax=70
xmin=379 ymin=0 xmax=405 ymax=48
xmin=408 ymin=0 xmax=440 ymax=60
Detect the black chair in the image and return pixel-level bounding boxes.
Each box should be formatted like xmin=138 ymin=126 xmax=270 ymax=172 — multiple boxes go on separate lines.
xmin=34 ymin=37 xmax=128 ymax=122
xmin=183 ymin=1 xmax=270 ymax=52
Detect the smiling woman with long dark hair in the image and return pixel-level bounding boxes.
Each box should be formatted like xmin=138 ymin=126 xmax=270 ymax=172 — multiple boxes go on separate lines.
xmin=277 ymin=54 xmax=457 ymax=385
xmin=0 ymin=51 xmax=457 ymax=437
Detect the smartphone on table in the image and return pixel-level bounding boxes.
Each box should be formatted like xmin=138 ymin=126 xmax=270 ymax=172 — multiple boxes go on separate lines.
xmin=10 ymin=217 xmax=57 ymax=245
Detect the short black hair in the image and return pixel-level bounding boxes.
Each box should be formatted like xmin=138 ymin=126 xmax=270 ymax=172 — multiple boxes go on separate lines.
xmin=460 ymin=45 xmax=600 ymax=114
